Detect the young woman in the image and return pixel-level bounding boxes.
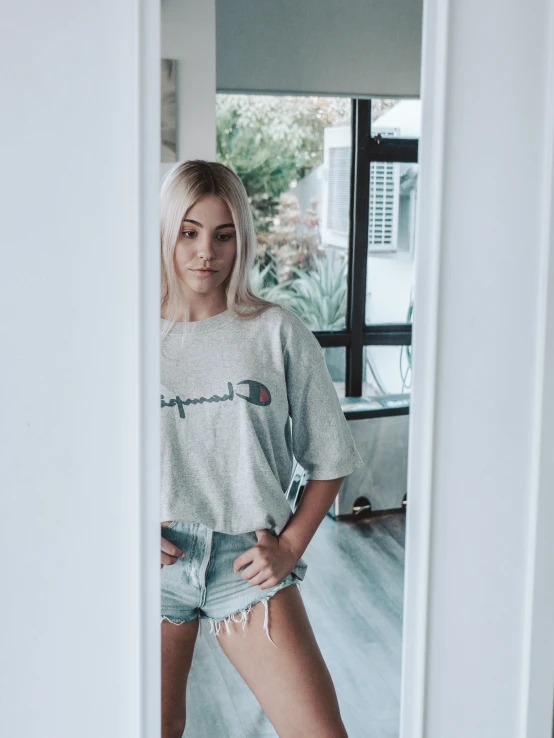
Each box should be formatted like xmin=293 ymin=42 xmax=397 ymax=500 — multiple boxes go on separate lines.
xmin=159 ymin=159 xmax=364 ymax=738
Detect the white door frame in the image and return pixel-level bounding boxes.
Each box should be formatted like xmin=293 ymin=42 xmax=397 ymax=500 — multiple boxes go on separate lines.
xmin=139 ymin=1 xmax=163 ymax=736
xmin=398 ymin=0 xmax=450 ymax=732
xmin=398 ymin=0 xmax=554 ymax=736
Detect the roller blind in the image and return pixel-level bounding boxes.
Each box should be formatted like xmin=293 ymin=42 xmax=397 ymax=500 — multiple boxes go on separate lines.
xmin=215 ymin=0 xmax=422 ymax=98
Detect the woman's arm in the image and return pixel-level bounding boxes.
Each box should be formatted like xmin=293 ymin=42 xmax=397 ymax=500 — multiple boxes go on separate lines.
xmin=278 ymin=477 xmax=345 ymax=560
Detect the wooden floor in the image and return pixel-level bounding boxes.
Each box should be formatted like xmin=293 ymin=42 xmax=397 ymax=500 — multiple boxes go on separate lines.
xmin=183 ymin=511 xmax=406 ymax=738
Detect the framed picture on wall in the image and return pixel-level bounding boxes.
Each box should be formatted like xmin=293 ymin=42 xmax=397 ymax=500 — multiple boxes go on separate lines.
xmin=161 ymin=59 xmax=177 ymax=163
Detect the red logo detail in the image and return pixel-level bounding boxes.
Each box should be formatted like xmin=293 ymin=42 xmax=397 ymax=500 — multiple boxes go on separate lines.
xmin=259 ymin=387 xmax=269 ymax=403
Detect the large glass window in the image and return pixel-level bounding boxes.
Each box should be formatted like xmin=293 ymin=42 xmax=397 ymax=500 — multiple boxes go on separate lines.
xmin=323 ymin=347 xmax=346 ymax=398
xmin=363 ymin=345 xmax=412 ymax=396
xmin=366 ymin=160 xmax=418 ymax=325
xmin=215 ymin=95 xmax=419 ymax=400
xmin=216 ymin=94 xmax=352 ymax=331
xmin=366 ymin=98 xmax=419 ymax=326
xmin=371 ymin=98 xmax=420 ymax=139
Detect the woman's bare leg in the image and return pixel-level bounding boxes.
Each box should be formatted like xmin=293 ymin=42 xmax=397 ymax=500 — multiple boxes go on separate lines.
xmin=213 ymin=584 xmax=348 ymax=738
xmin=161 ymin=618 xmax=199 ymax=738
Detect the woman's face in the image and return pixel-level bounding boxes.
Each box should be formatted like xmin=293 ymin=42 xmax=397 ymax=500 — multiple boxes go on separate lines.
xmin=174 ymin=194 xmax=237 ymax=301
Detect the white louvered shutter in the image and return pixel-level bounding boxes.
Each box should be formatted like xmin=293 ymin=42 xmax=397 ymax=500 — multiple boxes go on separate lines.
xmin=327 ymin=146 xmax=350 ymax=233
xmin=321 ymin=125 xmax=351 ymax=250
xmin=368 ymin=127 xmax=400 ymax=252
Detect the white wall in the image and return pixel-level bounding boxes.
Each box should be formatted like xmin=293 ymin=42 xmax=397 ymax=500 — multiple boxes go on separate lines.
xmin=0 ymin=2 xmax=161 ymax=737
xmin=401 ymin=0 xmax=554 ymax=735
xmin=162 ymin=0 xmax=216 ymax=178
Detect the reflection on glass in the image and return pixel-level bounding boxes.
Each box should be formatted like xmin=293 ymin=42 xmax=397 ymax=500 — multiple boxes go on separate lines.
xmin=363 ymin=345 xmax=412 ymax=396
xmin=216 ymin=93 xmax=352 ymax=330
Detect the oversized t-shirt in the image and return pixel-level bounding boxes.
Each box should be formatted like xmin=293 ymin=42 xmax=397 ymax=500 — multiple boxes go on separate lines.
xmin=160 ymin=304 xmax=364 ymax=581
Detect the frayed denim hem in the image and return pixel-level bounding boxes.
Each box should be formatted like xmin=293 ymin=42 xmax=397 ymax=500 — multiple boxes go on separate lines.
xmin=201 ymin=580 xmax=301 ymax=646
xmin=160 ymin=615 xmax=198 ymax=626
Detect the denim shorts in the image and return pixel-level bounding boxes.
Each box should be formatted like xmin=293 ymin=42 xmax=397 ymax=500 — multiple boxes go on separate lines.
xmin=161 ymin=521 xmax=302 ymax=645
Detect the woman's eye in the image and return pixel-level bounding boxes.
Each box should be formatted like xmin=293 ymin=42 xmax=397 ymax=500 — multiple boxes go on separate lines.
xmin=180 ymin=230 xmax=233 ymax=241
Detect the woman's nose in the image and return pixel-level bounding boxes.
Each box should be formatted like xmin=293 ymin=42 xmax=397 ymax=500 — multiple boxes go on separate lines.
xmin=196 ymin=234 xmax=216 ymax=259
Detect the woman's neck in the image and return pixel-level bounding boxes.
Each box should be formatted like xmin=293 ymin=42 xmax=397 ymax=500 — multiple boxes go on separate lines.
xmin=161 ymin=292 xmax=228 ymax=323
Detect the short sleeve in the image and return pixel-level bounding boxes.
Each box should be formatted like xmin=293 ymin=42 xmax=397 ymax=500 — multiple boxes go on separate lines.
xmin=282 ymin=310 xmax=365 ymax=481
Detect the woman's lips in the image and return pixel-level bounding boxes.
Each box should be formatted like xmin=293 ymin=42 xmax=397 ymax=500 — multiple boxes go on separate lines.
xmin=192 ymin=268 xmax=216 ymax=275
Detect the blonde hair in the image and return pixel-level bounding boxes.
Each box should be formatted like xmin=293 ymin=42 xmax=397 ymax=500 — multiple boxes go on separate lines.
xmin=160 ymin=159 xmax=279 ymax=343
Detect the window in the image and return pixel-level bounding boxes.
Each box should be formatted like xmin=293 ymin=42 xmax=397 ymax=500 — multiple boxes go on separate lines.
xmin=215 ymin=95 xmax=419 ymax=399
xmin=365 ymin=99 xmax=419 ymax=332
xmin=363 ymin=345 xmax=412 ymax=396
xmin=216 ymin=93 xmax=352 ymax=333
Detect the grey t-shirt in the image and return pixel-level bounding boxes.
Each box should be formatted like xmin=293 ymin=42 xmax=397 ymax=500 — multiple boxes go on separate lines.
xmin=160 ymin=304 xmax=364 ymax=581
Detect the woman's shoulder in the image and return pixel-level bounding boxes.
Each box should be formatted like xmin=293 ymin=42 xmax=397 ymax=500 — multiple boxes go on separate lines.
xmin=233 ymin=302 xmax=318 ymax=352
xmin=234 ymin=302 xmax=286 ymax=329
xmin=263 ymin=304 xmax=323 ymax=360
xmin=250 ymin=303 xmax=313 ymax=336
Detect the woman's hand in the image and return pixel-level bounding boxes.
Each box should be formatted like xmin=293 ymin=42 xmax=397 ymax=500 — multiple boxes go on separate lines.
xmin=160 ymin=524 xmax=186 ymax=568
xmin=232 ymin=529 xmax=301 ymax=590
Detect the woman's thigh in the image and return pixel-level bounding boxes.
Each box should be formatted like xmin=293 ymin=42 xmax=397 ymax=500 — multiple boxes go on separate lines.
xmin=161 ymin=618 xmax=199 ymax=736
xmin=214 ymin=584 xmax=348 ymax=738
xmin=160 ymin=523 xmax=204 ymax=735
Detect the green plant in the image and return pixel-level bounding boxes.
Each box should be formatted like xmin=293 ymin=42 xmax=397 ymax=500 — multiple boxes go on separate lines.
xmin=250 ymin=253 xmax=348 ymax=332
xmin=216 ymin=94 xmax=351 ymax=232
xmin=265 ymin=193 xmax=324 ymax=282
xmin=249 ymin=260 xmax=297 ymax=308
xmin=286 ymin=255 xmax=348 ymax=331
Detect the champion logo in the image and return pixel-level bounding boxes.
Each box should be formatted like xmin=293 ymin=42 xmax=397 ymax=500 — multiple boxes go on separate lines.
xmin=235 ymin=380 xmax=271 ymax=407
xmin=161 ymin=379 xmax=272 ymax=419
